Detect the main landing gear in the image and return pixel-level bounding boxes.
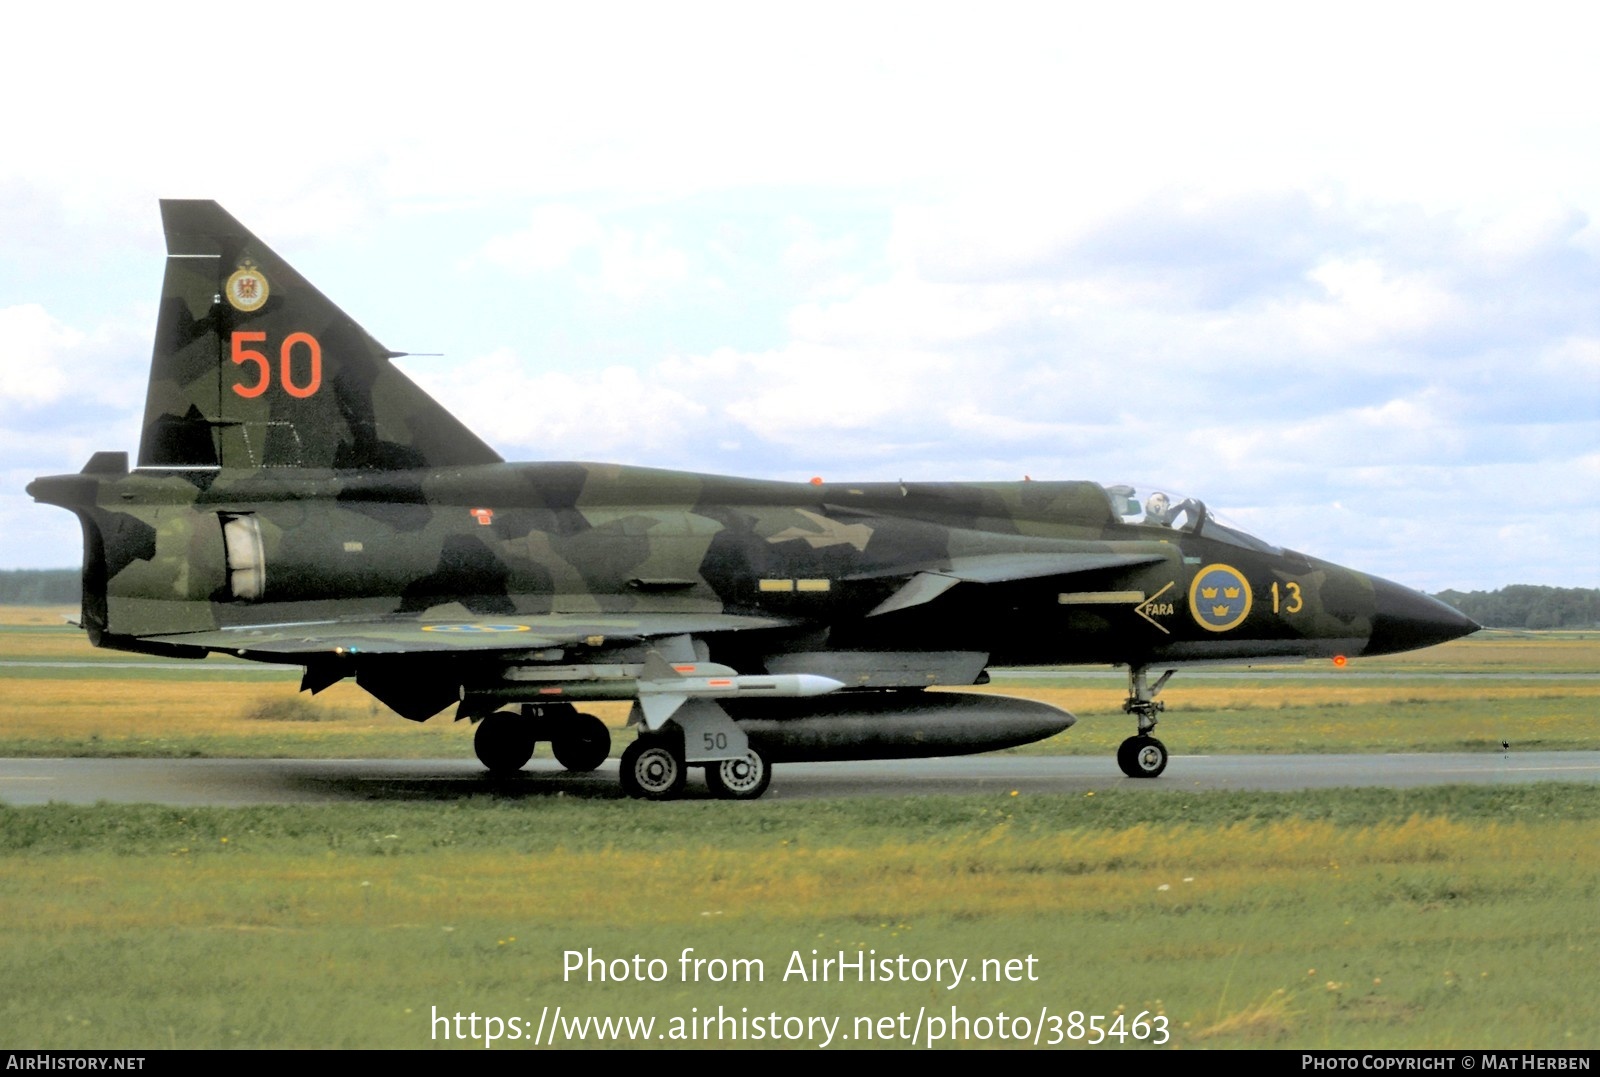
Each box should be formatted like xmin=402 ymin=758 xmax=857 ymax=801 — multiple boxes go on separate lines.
xmin=1118 ymin=667 xmax=1175 ymax=778
xmin=619 ymin=732 xmax=772 ymax=801
xmin=619 ymin=735 xmax=686 ymax=800
xmin=703 ymin=748 xmax=772 ymax=801
xmin=473 ymin=703 xmax=611 ymax=775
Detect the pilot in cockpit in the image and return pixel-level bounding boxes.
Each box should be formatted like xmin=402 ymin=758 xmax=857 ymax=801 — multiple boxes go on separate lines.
xmin=1143 ymin=491 xmax=1200 ymax=528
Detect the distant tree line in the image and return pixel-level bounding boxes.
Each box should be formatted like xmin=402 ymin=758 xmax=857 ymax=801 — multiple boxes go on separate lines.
xmin=1432 ymin=585 xmax=1600 ymax=630
xmin=0 ymin=569 xmax=79 ymax=604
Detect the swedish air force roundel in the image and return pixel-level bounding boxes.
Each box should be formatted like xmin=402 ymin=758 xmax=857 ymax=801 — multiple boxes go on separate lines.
xmin=1189 ymin=564 xmax=1252 ymax=632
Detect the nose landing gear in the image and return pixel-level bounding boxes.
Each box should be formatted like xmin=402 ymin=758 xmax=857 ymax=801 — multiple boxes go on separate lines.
xmin=1118 ymin=667 xmax=1175 ymax=778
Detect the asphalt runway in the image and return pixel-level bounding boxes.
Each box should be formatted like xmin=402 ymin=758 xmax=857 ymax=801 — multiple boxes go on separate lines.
xmin=1 ymin=751 xmax=1596 ymax=806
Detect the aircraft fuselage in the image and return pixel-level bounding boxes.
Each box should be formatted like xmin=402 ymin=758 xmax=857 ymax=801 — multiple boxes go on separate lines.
xmin=31 ymin=459 xmax=1459 ymax=675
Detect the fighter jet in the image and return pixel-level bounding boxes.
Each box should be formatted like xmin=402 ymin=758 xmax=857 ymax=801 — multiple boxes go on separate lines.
xmin=26 ymin=201 xmax=1479 ymax=799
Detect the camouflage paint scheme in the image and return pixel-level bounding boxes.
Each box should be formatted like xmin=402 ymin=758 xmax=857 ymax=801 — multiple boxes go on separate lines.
xmin=28 ymin=202 xmax=1478 ymax=796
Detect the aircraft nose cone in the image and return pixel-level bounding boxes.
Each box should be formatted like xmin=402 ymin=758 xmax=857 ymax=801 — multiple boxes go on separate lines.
xmin=1364 ymin=577 xmax=1480 ymax=656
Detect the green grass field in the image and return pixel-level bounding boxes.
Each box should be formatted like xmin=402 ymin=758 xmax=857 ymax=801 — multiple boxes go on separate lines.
xmin=2 ymin=611 xmax=1597 ymax=1049
xmin=2 ymin=789 xmax=1597 ymax=1049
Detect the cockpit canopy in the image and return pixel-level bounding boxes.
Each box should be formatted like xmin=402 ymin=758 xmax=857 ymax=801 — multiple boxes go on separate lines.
xmin=1103 ymin=483 xmax=1206 ymax=531
xmin=1101 ymin=483 xmax=1282 ymax=555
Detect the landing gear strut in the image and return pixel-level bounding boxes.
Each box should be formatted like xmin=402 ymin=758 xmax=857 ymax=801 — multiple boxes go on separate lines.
xmin=1118 ymin=667 xmax=1174 ymax=778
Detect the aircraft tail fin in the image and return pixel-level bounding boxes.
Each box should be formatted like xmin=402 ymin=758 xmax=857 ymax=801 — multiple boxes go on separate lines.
xmin=138 ymin=200 xmax=502 ymax=471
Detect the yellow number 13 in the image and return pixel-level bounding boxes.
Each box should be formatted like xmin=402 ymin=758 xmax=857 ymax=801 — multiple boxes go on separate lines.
xmin=1271 ymin=581 xmax=1304 ymax=615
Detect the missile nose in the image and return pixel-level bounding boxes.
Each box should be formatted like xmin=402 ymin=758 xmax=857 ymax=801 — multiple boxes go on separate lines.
xmin=1364 ymin=577 xmax=1480 ymax=656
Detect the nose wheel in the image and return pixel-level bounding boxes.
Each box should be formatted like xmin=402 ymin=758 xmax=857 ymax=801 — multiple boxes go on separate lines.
xmin=1117 ymin=735 xmax=1168 ymax=778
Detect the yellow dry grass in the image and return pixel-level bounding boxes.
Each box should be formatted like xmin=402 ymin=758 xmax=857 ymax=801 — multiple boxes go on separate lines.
xmin=1358 ymin=633 xmax=1599 ymax=672
xmin=1193 ymin=989 xmax=1296 ymax=1041
xmin=0 ymin=606 xmax=80 ymax=627
xmin=0 ymin=677 xmax=632 ymax=742
xmin=4 ymin=677 xmax=395 ymax=739
xmin=978 ymin=678 xmax=1600 ymax=714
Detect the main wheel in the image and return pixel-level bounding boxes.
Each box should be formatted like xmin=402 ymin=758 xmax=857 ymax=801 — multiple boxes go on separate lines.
xmin=552 ymin=712 xmax=611 ymax=773
xmin=474 ymin=712 xmax=536 ymax=774
xmin=1117 ymin=735 xmax=1168 ymax=778
xmin=703 ymin=747 xmax=771 ymax=801
xmin=619 ymin=737 xmax=686 ymax=800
